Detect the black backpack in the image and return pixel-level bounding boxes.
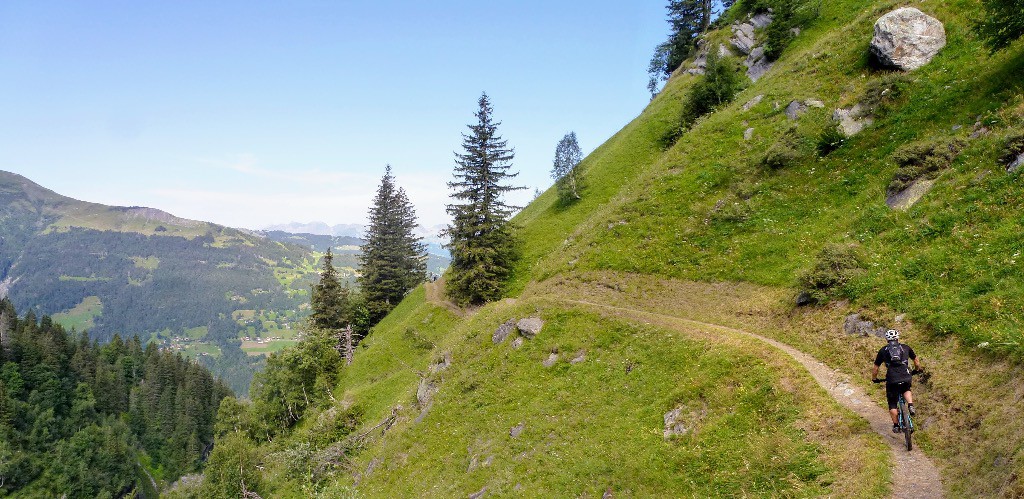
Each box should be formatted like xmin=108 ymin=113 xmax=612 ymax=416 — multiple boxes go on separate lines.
xmin=886 ymin=341 xmax=906 ymax=367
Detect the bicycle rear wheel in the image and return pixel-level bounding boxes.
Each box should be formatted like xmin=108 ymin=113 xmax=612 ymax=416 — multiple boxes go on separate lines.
xmin=899 ymin=401 xmax=912 ymax=451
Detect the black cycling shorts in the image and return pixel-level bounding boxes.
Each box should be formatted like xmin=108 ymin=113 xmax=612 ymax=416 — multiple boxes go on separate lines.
xmin=886 ymin=381 xmax=912 ymax=410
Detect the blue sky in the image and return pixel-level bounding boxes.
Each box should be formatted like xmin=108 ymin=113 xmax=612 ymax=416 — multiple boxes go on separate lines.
xmin=1 ymin=1 xmax=669 ymax=229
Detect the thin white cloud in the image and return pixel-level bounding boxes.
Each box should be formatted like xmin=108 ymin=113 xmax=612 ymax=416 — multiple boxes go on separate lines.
xmin=199 ymin=154 xmax=372 ymax=186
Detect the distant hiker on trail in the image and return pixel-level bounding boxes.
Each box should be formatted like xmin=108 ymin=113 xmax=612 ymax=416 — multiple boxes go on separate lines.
xmin=872 ymin=329 xmax=923 ymax=433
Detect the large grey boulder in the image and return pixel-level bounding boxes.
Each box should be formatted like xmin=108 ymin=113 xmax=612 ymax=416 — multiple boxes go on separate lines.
xmin=870 ymin=8 xmax=946 ymax=71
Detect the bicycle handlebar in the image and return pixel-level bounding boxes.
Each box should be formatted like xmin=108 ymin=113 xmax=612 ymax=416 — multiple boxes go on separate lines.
xmin=873 ymin=370 xmax=924 ymax=384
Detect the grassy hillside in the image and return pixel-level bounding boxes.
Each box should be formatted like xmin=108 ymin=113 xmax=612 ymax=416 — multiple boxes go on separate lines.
xmin=183 ymin=0 xmax=1024 ymax=496
xmin=517 ymin=0 xmax=1024 ymax=357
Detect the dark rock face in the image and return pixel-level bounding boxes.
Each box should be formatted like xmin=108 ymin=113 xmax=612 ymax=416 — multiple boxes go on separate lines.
xmin=795 ymin=291 xmax=815 ymax=307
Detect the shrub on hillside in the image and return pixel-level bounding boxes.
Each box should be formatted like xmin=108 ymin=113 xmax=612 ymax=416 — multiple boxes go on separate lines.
xmin=862 ymin=73 xmax=910 ymax=116
xmin=760 ymin=139 xmax=802 ymax=170
xmin=816 ymin=122 xmax=846 ymax=156
xmin=706 ymin=195 xmax=752 ymax=224
xmin=798 ymin=243 xmax=864 ymax=304
xmin=887 ymin=137 xmax=965 ymax=195
xmin=682 ymin=51 xmax=745 ymax=125
xmin=975 ymin=0 xmax=1024 ymax=51
xmin=998 ymin=130 xmax=1024 ymax=165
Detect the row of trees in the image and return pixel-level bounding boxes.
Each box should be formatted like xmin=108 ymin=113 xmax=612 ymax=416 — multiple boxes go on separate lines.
xmin=0 ymin=301 xmax=230 ymax=496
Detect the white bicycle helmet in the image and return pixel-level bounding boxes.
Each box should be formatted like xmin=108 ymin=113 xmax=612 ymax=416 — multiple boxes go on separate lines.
xmin=885 ymin=329 xmax=900 ymax=341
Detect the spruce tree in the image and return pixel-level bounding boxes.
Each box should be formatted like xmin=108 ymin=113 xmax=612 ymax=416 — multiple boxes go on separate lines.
xmin=444 ymin=93 xmax=525 ymax=305
xmin=357 ymin=165 xmax=427 ymax=325
xmin=647 ymin=0 xmax=736 ymax=95
xmin=551 ymin=132 xmax=583 ymax=202
xmin=310 ymin=249 xmax=351 ymax=331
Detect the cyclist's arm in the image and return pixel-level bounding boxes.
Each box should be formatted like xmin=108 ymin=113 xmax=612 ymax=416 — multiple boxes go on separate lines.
xmin=871 ymin=363 xmax=880 ymax=380
xmin=908 ymin=346 xmax=921 ymax=370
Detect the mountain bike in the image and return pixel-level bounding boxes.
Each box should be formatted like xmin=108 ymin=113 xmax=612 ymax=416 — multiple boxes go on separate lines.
xmin=873 ymin=370 xmax=922 ymax=451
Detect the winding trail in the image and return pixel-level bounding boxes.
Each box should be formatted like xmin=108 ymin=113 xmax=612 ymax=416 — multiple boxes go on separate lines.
xmin=424 ymin=279 xmax=943 ymax=497
xmin=560 ymin=299 xmax=945 ymax=499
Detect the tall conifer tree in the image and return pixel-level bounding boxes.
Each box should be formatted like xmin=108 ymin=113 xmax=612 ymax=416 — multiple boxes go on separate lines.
xmin=358 ymin=165 xmax=427 ymax=325
xmin=310 ymin=249 xmax=350 ymax=331
xmin=444 ymin=93 xmax=525 ymax=305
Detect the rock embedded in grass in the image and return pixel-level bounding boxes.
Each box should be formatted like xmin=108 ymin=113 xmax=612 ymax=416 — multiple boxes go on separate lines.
xmin=663 ymin=407 xmax=690 ymax=438
xmin=833 ymin=105 xmax=873 ymax=136
xmin=870 ymin=7 xmax=946 ymax=71
xmin=510 ymin=422 xmax=525 ymax=438
xmin=493 ymin=319 xmax=516 ymax=344
xmin=1008 ymin=153 xmax=1024 ymax=174
xmin=785 ymin=100 xmax=807 ymax=120
xmin=516 ymin=317 xmax=544 ymax=338
xmin=543 ymin=352 xmax=559 ymax=367
xmin=843 ymin=313 xmax=889 ymax=339
xmin=742 ymin=94 xmax=764 ymax=111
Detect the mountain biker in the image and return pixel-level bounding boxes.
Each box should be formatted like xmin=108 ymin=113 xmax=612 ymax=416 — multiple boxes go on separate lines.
xmin=871 ymin=329 xmax=922 ymax=433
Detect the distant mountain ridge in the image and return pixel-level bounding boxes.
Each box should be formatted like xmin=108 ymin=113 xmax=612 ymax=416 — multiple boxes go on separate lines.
xmin=263 ymin=221 xmax=451 ymax=258
xmin=0 ymin=170 xmax=320 ymax=393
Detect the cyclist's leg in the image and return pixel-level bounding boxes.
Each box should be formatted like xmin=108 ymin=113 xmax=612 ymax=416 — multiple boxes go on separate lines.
xmin=886 ymin=383 xmax=900 ymax=425
xmin=904 ymin=390 xmax=913 ymax=404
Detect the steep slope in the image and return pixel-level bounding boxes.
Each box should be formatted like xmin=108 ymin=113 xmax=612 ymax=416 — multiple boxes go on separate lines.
xmin=188 ymin=0 xmax=1024 ymax=497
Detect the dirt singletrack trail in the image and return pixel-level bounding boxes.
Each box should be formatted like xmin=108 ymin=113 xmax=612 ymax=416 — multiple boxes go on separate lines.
xmin=560 ymin=299 xmax=945 ymax=499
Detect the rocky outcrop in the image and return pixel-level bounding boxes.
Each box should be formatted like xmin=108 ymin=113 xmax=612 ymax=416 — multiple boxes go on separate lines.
xmin=870 ymin=8 xmax=946 ymax=71
xmin=745 ymin=47 xmax=774 ymax=82
xmin=686 ymin=42 xmax=729 ymax=76
xmin=833 ymin=104 xmax=874 ymax=136
xmin=731 ymin=22 xmax=757 ymax=55
xmin=843 ymin=313 xmax=889 ymax=339
xmin=516 ymin=317 xmax=544 ymax=338
xmin=729 ymin=12 xmax=776 ymax=81
xmin=416 ymin=378 xmax=437 ymax=408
